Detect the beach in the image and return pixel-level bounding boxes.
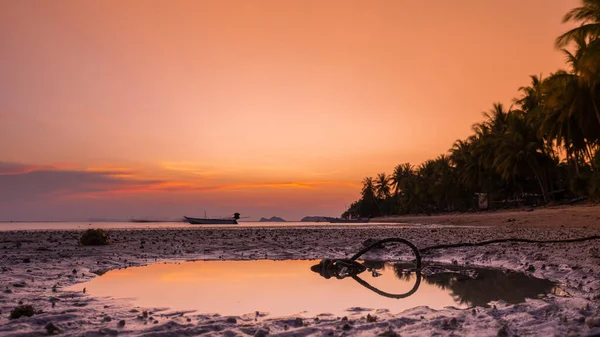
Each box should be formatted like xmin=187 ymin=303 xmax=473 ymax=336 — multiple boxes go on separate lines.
xmin=374 ymin=204 xmax=600 ymax=229
xmin=1 ymin=205 xmax=600 ymax=336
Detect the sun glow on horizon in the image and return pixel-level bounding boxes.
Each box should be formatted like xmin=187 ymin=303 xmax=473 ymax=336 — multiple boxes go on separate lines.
xmin=0 ymin=0 xmax=580 ymax=220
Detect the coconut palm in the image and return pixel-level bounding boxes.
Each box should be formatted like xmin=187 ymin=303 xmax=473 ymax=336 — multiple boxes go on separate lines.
xmin=341 ymin=1 xmax=600 ymax=217
xmin=361 ymin=177 xmax=376 ymax=198
xmin=543 ymin=34 xmax=600 ymax=163
xmin=430 ymin=155 xmax=456 ymax=210
xmin=374 ymin=173 xmax=392 ymax=199
xmin=355 ymin=176 xmax=380 ymax=217
xmin=555 ymin=0 xmax=600 ymax=48
xmin=556 ymin=3 xmax=600 ymax=127
xmin=450 ymin=139 xmax=480 ymax=190
xmin=483 ymin=103 xmax=511 ymax=134
xmin=543 ymin=70 xmax=592 ymax=166
xmin=514 ymin=74 xmax=545 ymax=113
xmin=390 ymin=163 xmax=414 ymax=197
xmin=493 ymin=111 xmax=554 ymax=202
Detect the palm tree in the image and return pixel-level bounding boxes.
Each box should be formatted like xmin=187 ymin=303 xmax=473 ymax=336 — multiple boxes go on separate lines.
xmin=430 ymin=155 xmax=456 ymax=210
xmin=390 ymin=163 xmax=413 ymax=197
xmin=374 ymin=173 xmax=392 ymax=199
xmin=514 ymin=74 xmax=559 ymax=163
xmin=555 ymin=0 xmax=600 ymax=48
xmin=565 ymin=32 xmax=600 ymax=125
xmin=556 ymin=2 xmax=600 ymax=126
xmin=356 ymin=176 xmax=380 ymax=217
xmin=493 ymin=111 xmax=553 ymax=203
xmin=482 ymin=103 xmax=511 ymax=137
xmin=543 ymin=33 xmax=600 ymax=163
xmin=450 ymin=138 xmax=480 ymax=190
xmin=362 ymin=177 xmax=376 ymax=198
xmin=542 ymin=70 xmax=592 ymax=168
xmin=474 ymin=103 xmax=512 ymax=173
xmin=514 ymin=74 xmax=545 ymax=113
xmin=590 ymin=148 xmax=600 ymax=197
xmin=344 ymin=1 xmax=600 ymax=213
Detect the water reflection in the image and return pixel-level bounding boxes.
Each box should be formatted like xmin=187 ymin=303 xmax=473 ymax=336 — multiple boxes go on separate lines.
xmin=311 ymin=260 xmax=556 ymax=307
xmin=421 ymin=267 xmax=556 ymax=307
xmin=69 ymin=260 xmax=556 ymax=317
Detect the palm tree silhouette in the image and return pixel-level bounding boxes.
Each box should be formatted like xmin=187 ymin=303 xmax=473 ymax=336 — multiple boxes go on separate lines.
xmin=374 ymin=173 xmax=392 ymax=199
xmin=555 ymin=0 xmax=600 ymax=48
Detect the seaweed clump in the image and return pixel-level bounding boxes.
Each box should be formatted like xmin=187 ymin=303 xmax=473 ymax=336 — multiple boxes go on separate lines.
xmin=9 ymin=305 xmax=37 ymax=319
xmin=79 ymin=228 xmax=110 ymax=246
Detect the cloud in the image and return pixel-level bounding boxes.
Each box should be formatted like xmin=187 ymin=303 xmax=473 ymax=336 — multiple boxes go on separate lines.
xmin=0 ymin=162 xmax=163 ymax=202
xmin=0 ymin=161 xmax=359 ymax=202
xmin=159 ymin=161 xmax=227 ymax=177
xmin=0 ymin=162 xmax=360 ymax=221
xmin=210 ymin=181 xmax=360 ymax=191
xmin=213 ymin=182 xmax=317 ymax=190
xmin=0 ymin=162 xmax=54 ymax=175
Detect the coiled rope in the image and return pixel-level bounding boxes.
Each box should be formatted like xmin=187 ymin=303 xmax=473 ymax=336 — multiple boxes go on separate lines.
xmin=310 ymin=235 xmax=600 ymax=299
xmin=312 ymin=235 xmax=600 ymax=280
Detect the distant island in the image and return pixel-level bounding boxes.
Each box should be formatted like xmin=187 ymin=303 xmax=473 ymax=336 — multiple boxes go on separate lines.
xmin=259 ymin=216 xmax=286 ymax=222
xmin=300 ymin=216 xmax=329 ymax=222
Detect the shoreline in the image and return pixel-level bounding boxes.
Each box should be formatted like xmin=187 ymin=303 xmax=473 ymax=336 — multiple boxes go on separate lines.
xmin=373 ymin=203 xmax=600 ymax=228
xmin=1 ymin=222 xmax=599 ymax=335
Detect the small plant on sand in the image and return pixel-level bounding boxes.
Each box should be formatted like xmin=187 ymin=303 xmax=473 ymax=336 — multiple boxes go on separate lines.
xmin=366 ymin=314 xmax=378 ymax=322
xmin=9 ymin=305 xmax=37 ymax=319
xmin=79 ymin=228 xmax=110 ymax=246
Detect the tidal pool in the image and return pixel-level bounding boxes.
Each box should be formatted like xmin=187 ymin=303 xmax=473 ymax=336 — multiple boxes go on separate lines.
xmin=69 ymin=260 xmax=557 ymax=317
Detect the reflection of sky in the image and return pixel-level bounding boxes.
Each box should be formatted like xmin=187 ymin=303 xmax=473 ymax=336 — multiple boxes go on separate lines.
xmin=69 ymin=260 xmax=463 ymax=316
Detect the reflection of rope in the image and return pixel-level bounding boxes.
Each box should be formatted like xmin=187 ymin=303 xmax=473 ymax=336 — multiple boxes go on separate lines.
xmin=311 ymin=235 xmax=600 ymax=299
xmin=351 ymin=272 xmax=422 ymax=299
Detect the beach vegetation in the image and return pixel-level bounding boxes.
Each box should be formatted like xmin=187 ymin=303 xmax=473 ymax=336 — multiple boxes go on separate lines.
xmin=343 ymin=0 xmax=600 ymax=218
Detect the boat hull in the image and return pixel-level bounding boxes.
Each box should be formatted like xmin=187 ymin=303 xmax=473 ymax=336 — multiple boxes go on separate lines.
xmin=184 ymin=216 xmax=238 ymax=225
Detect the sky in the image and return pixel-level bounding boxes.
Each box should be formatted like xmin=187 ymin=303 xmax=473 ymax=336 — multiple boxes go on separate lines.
xmin=0 ymin=0 xmax=579 ymax=221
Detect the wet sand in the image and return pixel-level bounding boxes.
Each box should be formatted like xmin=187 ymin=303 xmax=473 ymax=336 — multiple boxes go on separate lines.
xmin=1 ymin=217 xmax=599 ymax=335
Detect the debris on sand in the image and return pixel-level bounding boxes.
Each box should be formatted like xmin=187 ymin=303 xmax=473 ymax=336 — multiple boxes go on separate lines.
xmin=79 ymin=228 xmax=110 ymax=246
xmin=45 ymin=321 xmax=60 ymax=335
xmin=9 ymin=305 xmax=37 ymax=320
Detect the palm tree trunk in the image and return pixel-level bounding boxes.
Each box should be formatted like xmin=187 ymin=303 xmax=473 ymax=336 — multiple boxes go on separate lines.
xmin=527 ymin=160 xmax=548 ymax=204
xmin=567 ymin=147 xmax=580 ymax=176
xmin=591 ymin=83 xmax=600 ymax=125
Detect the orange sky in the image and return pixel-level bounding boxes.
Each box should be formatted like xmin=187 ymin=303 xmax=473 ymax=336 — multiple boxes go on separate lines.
xmin=0 ymin=0 xmax=579 ymax=220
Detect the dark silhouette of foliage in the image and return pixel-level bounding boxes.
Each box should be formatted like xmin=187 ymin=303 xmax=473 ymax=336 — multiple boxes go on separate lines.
xmin=343 ymin=1 xmax=600 ymax=218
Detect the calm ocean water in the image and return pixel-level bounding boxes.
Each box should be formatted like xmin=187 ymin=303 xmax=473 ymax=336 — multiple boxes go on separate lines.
xmin=0 ymin=221 xmax=418 ymax=231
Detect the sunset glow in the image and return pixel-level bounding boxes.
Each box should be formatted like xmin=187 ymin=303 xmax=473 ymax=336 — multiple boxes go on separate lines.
xmin=0 ymin=0 xmax=579 ymax=220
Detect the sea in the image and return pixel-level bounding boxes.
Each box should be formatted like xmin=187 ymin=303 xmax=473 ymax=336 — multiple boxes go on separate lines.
xmin=0 ymin=221 xmax=424 ymax=231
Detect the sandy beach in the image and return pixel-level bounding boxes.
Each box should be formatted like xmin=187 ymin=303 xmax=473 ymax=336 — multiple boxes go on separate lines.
xmin=0 ymin=205 xmax=599 ymax=336
xmin=374 ymin=204 xmax=600 ymax=229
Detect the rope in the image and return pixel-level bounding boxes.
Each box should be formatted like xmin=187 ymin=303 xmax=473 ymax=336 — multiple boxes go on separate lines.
xmin=420 ymin=235 xmax=600 ymax=254
xmin=313 ymin=235 xmax=600 ymax=279
xmin=350 ymin=238 xmax=422 ymax=270
xmin=311 ymin=235 xmax=600 ymax=298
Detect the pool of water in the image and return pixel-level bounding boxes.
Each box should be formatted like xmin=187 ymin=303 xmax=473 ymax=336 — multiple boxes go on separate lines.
xmin=68 ymin=260 xmax=557 ymax=317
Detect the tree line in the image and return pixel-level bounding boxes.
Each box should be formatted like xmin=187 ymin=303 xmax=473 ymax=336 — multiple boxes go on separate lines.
xmin=343 ymin=0 xmax=600 ymax=219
